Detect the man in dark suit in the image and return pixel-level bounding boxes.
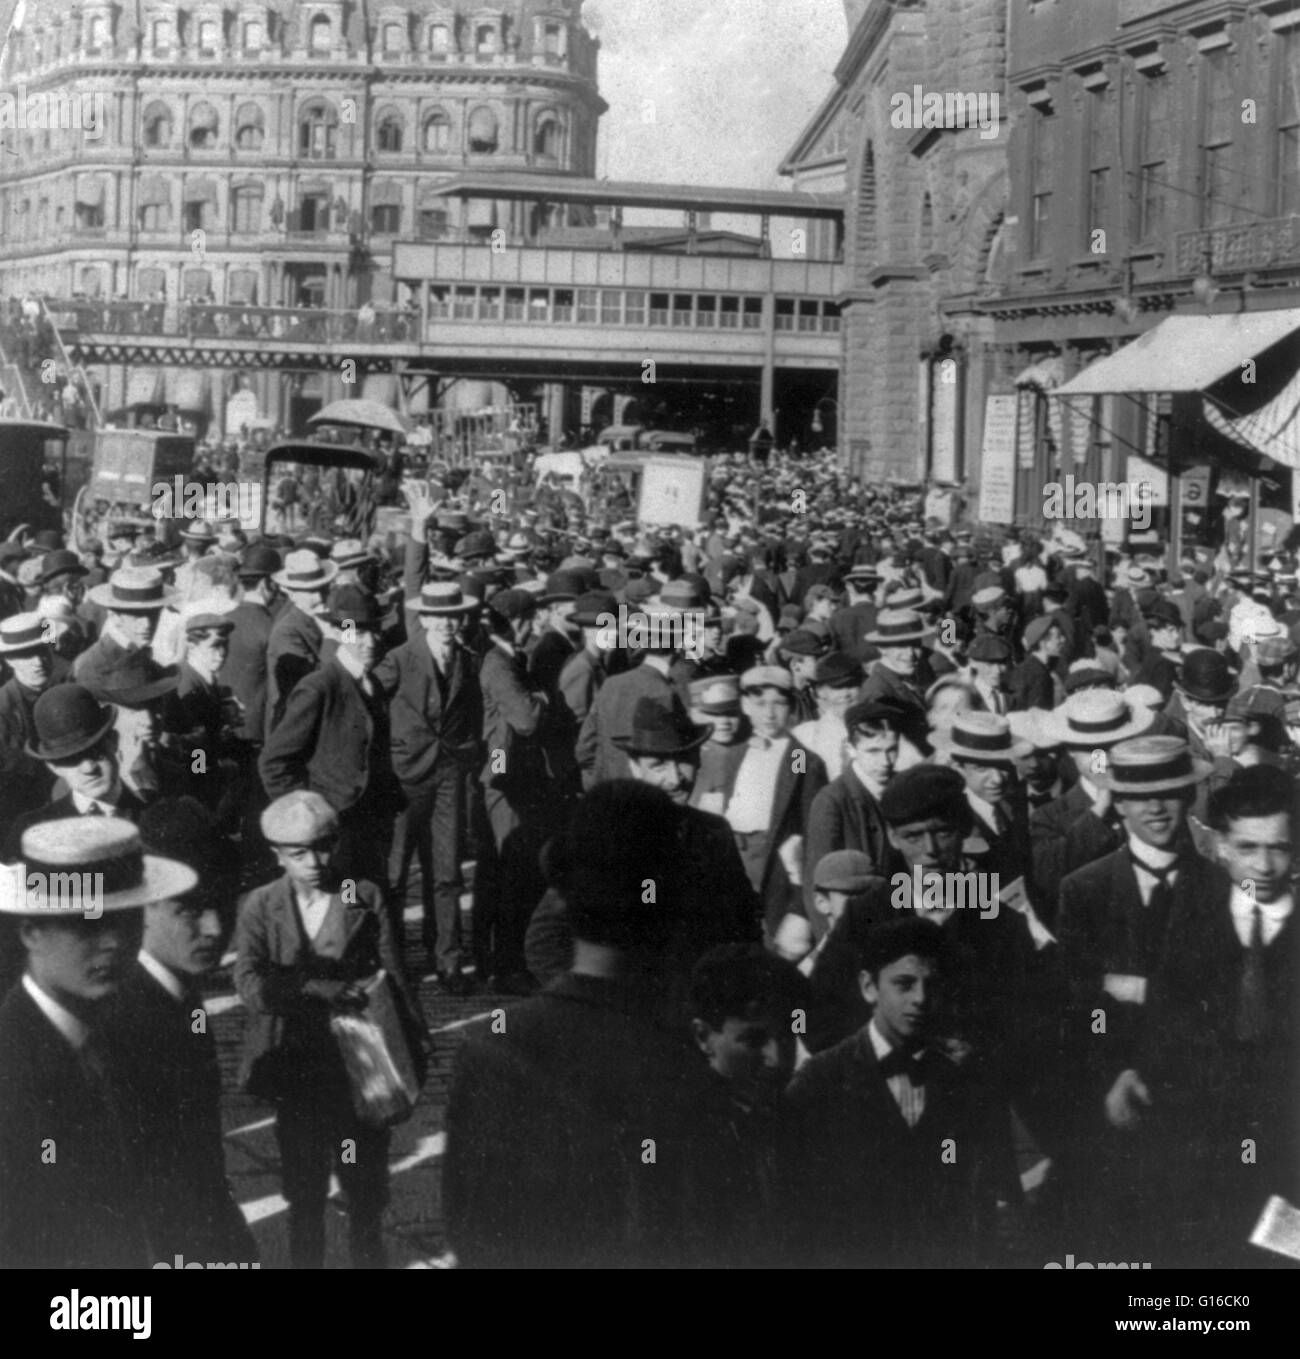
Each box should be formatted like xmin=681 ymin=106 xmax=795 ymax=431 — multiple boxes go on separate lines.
xmin=859 ymin=609 xmax=935 ymax=757
xmin=265 ymin=550 xmax=337 ymax=734
xmin=1009 ymin=614 xmax=1066 ymax=712
xmin=827 ymin=563 xmax=880 ymax=664
xmin=375 ymin=581 xmax=482 ymax=988
xmin=234 ymin=791 xmax=426 ymax=1269
xmin=1152 ymin=766 xmax=1300 ymax=1266
xmin=225 ymin=544 xmax=282 ymax=747
xmin=1056 ymin=735 xmax=1222 ymax=1266
xmin=783 ymin=918 xmax=1020 ymax=1268
xmin=527 ymin=569 xmax=588 ymax=697
xmin=715 ymin=666 xmax=827 ymax=941
xmin=0 ymin=541 xmax=26 ymax=620
xmin=5 ymin=683 xmax=150 ymax=858
xmin=102 ymin=798 xmax=257 ymax=1265
xmin=73 ymin=566 xmax=176 ymax=693
xmin=162 ymin=609 xmax=239 ymax=812
xmin=0 ymin=612 xmax=63 ymax=835
xmin=0 ymin=815 xmax=196 ymax=1268
xmin=550 ymin=589 xmax=615 ymax=795
xmin=260 ymin=585 xmax=403 ymax=895
xmin=444 ymin=782 xmax=717 ymax=1268
xmin=1030 ymin=690 xmax=1155 ymax=926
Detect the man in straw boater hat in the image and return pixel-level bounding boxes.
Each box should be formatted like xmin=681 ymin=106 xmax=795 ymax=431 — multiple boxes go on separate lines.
xmin=235 ymin=790 xmax=426 ymax=1270
xmin=265 ymin=547 xmax=338 ymax=731
xmin=74 ymin=565 xmax=177 ymax=693
xmin=0 ymin=815 xmax=197 ymax=1267
xmin=373 ymin=579 xmax=482 ymax=985
xmin=525 ymin=697 xmax=759 ymax=992
xmin=859 ymin=609 xmax=936 ymax=758
xmin=1056 ymin=734 xmax=1220 ymax=1266
xmin=0 ymin=611 xmax=65 ymax=832
xmin=1029 ymin=689 xmax=1156 ymax=924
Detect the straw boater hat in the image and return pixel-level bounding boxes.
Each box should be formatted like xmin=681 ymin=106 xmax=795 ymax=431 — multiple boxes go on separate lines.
xmin=409 ymin=580 xmax=480 ymax=615
xmin=863 ymin=609 xmax=935 ymax=647
xmin=88 ymin=566 xmax=177 ymax=612
xmin=1045 ymin=689 xmax=1156 ymax=749
xmin=0 ymin=816 xmax=197 ymax=915
xmin=930 ymin=711 xmax=1032 ymax=765
xmin=0 ymin=611 xmax=51 ymax=656
xmin=329 ymin=539 xmax=372 ymax=571
xmin=1095 ymin=735 xmax=1213 ymax=796
xmin=273 ymin=549 xmax=338 ymax=592
xmin=179 ymin=520 xmax=217 ymax=546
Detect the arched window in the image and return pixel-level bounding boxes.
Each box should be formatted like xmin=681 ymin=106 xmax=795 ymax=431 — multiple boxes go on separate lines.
xmin=428 ymin=23 xmax=450 ymax=56
xmin=468 ymin=106 xmax=498 ymax=154
xmin=376 ymin=112 xmax=404 ymax=153
xmin=298 ymin=101 xmax=338 ymax=159
xmin=142 ymin=101 xmax=173 ymax=148
xmin=534 ymin=114 xmax=560 ymax=160
xmin=423 ymin=111 xmax=451 ymax=153
xmin=309 ymin=14 xmax=331 ymax=53
xmin=475 ymin=24 xmax=497 ymax=56
xmin=235 ymin=103 xmax=265 ymax=151
xmin=188 ymin=102 xmax=219 ymax=150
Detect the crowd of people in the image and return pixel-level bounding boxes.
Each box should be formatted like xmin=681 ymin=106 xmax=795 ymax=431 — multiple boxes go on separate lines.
xmin=0 ymin=443 xmax=1297 ymax=1269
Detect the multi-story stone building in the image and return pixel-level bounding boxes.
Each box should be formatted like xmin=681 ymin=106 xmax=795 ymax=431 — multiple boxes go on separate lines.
xmin=0 ymin=0 xmax=606 ymax=426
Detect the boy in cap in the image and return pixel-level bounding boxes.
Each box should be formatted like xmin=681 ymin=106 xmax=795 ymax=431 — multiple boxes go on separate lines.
xmin=783 ymin=917 xmax=1019 ymax=1267
xmin=1010 ymin=614 xmax=1067 ymax=713
xmin=162 ymin=607 xmax=239 ymax=811
xmin=0 ymin=816 xmax=196 ymax=1267
xmin=103 ymin=797 xmax=257 ymax=1265
xmin=235 ymin=790 xmax=426 ymax=1269
xmin=791 ymin=651 xmax=861 ymax=781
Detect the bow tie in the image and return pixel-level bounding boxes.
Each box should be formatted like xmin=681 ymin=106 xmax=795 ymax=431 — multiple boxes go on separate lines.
xmin=877 ymin=1047 xmax=929 ymax=1084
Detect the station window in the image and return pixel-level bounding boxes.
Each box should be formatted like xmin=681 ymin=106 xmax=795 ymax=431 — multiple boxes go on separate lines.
xmin=553 ymin=289 xmax=575 ymax=323
xmin=672 ymin=294 xmax=693 ymax=326
xmin=649 ymin=292 xmax=670 ymax=326
xmin=798 ymin=300 xmax=819 ymax=332
xmin=696 ymin=295 xmax=717 ymax=327
xmin=428 ymin=286 xmax=451 ymax=318
xmin=577 ymin=289 xmax=598 ymax=323
xmin=624 ymin=291 xmax=646 ymax=325
xmin=775 ymin=298 xmax=795 ymax=331
xmin=600 ymin=291 xmax=622 ymax=325
xmin=479 ymin=287 xmax=501 ymax=320
xmin=821 ymin=301 xmax=841 ymax=333
xmin=742 ymin=297 xmax=763 ymax=330
xmin=527 ymin=289 xmax=550 ymax=322
xmin=719 ymin=296 xmax=740 ymax=328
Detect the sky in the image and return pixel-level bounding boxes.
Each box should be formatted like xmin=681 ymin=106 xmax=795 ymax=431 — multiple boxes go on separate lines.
xmin=584 ymin=0 xmax=847 ymax=189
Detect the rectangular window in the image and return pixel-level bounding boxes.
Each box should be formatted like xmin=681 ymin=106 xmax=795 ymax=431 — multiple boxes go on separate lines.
xmin=452 ymin=287 xmax=476 ymax=319
xmin=478 ymin=287 xmax=501 ymax=320
xmin=428 ymin=286 xmax=451 ymax=319
xmin=1030 ymin=105 xmax=1055 ymax=257
xmin=139 ymin=202 xmax=171 ymax=231
xmin=649 ymin=292 xmax=670 ymax=326
xmin=232 ymin=189 xmax=262 ymax=234
xmin=600 ymin=291 xmax=622 ymax=325
xmin=821 ymin=301 xmax=841 ymax=333
xmin=1135 ymin=70 xmax=1170 ymax=242
xmin=577 ymin=289 xmax=598 ymax=323
xmin=417 ymin=208 xmax=447 ymax=240
xmin=742 ymin=297 xmax=763 ymax=330
xmin=504 ymin=287 xmax=526 ymax=321
xmin=1278 ymin=29 xmax=1300 ymax=216
xmin=797 ymin=299 xmax=819 ymax=332
xmin=553 ymin=288 xmax=575 ymax=323
xmin=775 ymin=298 xmax=795 ymax=331
xmin=695 ymin=295 xmax=717 ymax=327
xmin=623 ymin=290 xmax=646 ymax=325
xmin=719 ymin=296 xmax=740 ymax=329
xmin=1201 ymin=48 xmax=1241 ymax=227
xmin=370 ymin=204 xmax=400 ymax=234
xmin=672 ymin=293 xmax=693 ymax=327
xmin=527 ymin=289 xmax=551 ymax=322
xmin=1086 ymin=86 xmax=1112 ymax=243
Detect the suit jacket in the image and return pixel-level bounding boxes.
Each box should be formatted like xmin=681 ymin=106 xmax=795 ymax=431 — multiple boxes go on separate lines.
xmin=802 ymin=766 xmax=900 ymax=929
xmin=0 ymin=983 xmax=150 ymax=1268
xmin=1057 ymin=844 xmax=1229 ymax=1100
xmin=0 ymin=676 xmax=56 ymax=830
xmin=859 ymin=661 xmax=930 ymax=751
xmin=265 ymin=603 xmax=324 ymax=735
xmin=443 ymin=972 xmax=715 ymax=1268
xmin=717 ymin=736 xmax=827 ymax=934
xmin=577 ymin=660 xmax=681 ymax=788
xmin=479 ymin=640 xmax=547 ymax=798
xmin=528 ymin=625 xmax=578 ymax=699
xmin=259 ymin=658 xmax=401 ymax=817
xmin=1030 ymin=781 xmax=1122 ymax=928
xmin=827 ymin=600 xmax=878 ymax=664
xmin=374 ymin=634 xmax=481 ymax=786
xmin=163 ymin=661 xmax=229 ymax=752
xmin=224 ymin=598 xmax=275 ymax=743
xmin=557 ymin=646 xmax=604 ymax=728
xmin=233 ymin=874 xmax=425 ymax=1100
xmin=102 ymin=961 xmax=257 ymax=1262
xmin=1008 ymin=654 xmax=1056 ymax=712
xmin=782 ymin=1025 xmax=1018 ymax=1267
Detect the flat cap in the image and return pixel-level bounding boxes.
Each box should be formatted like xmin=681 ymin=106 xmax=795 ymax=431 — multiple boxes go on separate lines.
xmin=779 ymin=628 xmax=826 ymax=658
xmin=968 ymin=633 xmax=1013 ymax=663
xmin=740 ymin=664 xmax=793 ymax=694
xmin=813 ymin=849 xmax=874 ymax=894
xmin=1023 ymin=614 xmax=1065 ymax=652
xmin=260 ymin=790 xmax=339 ymax=846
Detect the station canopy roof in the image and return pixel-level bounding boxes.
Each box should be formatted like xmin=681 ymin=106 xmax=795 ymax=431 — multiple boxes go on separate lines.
xmin=427 ymin=172 xmax=844 ymax=220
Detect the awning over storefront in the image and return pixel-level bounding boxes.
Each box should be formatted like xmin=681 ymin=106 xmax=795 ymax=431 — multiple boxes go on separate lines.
xmin=1204 ymin=365 xmax=1300 ymax=471
xmin=1054 ymin=309 xmax=1300 ymax=396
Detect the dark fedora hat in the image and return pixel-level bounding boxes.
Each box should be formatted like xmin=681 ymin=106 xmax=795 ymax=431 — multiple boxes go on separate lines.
xmin=83 ymin=653 xmax=179 ymax=707
xmin=537 ymin=568 xmax=592 ymax=606
xmin=613 ymin=697 xmax=712 ymax=757
xmin=571 ymin=589 xmax=618 ymax=628
xmin=37 ymin=549 xmax=88 ymax=585
xmin=26 ymin=684 xmax=116 ymax=762
xmin=1175 ymin=648 xmax=1237 ymax=704
xmin=238 ymin=543 xmax=283 ymax=579
xmin=324 ymin=583 xmax=384 ymax=631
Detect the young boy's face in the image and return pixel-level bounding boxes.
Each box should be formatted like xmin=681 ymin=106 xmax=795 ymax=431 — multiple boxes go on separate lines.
xmin=860 ymin=953 xmax=937 ymax=1051
xmin=692 ymin=1005 xmax=797 ymax=1108
xmin=271 ymin=838 xmax=337 ymax=893
xmin=814 ymin=887 xmax=852 ymax=927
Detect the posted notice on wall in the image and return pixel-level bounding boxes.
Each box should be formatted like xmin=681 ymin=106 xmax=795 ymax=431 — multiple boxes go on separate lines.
xmin=978 ymin=395 xmax=1018 ymax=525
xmin=638 ymin=457 xmax=707 ymax=530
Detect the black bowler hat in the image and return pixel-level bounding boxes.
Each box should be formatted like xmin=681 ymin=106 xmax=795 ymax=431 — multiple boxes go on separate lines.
xmin=1175 ymin=648 xmax=1237 ymax=704
xmin=613 ymin=697 xmax=712 ymax=757
xmin=238 ymin=544 xmax=283 ymax=579
xmin=37 ymin=549 xmax=87 ymax=585
xmin=324 ymin=583 xmax=384 ymax=631
xmin=26 ymin=684 xmax=116 ymax=762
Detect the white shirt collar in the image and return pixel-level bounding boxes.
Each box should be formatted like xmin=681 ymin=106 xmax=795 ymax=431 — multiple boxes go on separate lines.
xmin=868 ymin=1018 xmax=893 ymax=1062
xmin=1127 ymin=834 xmax=1179 ymax=874
xmin=138 ymin=948 xmax=186 ymax=1002
xmin=336 ymin=648 xmax=370 ymax=686
xmin=1228 ymin=885 xmax=1292 ymax=946
xmin=22 ymin=974 xmax=89 ymax=1049
xmin=966 ymin=789 xmax=999 ymax=825
xmin=72 ymin=782 xmax=124 ymax=816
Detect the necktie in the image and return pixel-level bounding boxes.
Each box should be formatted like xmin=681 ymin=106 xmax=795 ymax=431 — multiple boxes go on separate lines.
xmin=878 ymin=1047 xmax=928 ymax=1086
xmin=1236 ymin=906 xmax=1268 ymax=1043
xmin=1131 ymin=856 xmax=1176 ymax=963
xmin=85 ymin=803 xmax=104 ymax=815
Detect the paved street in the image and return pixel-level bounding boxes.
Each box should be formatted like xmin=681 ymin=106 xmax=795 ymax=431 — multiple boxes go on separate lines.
xmin=208 ymin=893 xmax=493 ymax=1270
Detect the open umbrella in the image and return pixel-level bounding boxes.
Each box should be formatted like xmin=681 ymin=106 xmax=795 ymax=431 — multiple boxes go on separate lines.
xmin=309 ymin=399 xmax=409 ymax=437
